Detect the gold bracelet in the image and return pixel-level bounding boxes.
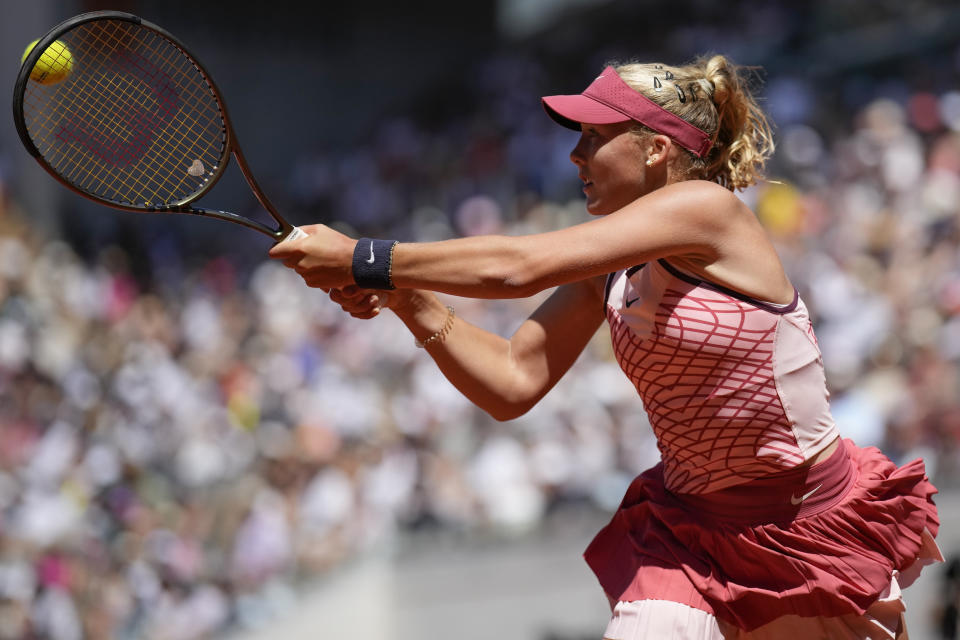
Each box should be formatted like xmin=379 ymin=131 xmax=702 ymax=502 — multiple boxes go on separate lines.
xmin=415 ymin=306 xmax=455 ymax=348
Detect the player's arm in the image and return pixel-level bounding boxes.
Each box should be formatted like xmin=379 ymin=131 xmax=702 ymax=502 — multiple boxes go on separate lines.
xmin=392 ymin=180 xmax=732 ymax=297
xmin=333 ymin=278 xmax=606 ymax=421
xmin=270 ymin=180 xmax=734 ymax=297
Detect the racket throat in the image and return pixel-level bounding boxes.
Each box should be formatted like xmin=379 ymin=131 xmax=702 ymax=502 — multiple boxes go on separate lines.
xmin=156 ymin=204 xmax=279 ymax=238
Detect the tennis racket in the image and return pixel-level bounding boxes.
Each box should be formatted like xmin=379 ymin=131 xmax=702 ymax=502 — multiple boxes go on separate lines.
xmin=12 ymin=10 xmax=306 ymax=242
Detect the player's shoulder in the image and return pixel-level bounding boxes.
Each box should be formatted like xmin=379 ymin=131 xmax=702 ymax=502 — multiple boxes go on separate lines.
xmin=664 ymin=178 xmax=742 ymax=206
xmin=658 ymin=179 xmax=751 ymax=230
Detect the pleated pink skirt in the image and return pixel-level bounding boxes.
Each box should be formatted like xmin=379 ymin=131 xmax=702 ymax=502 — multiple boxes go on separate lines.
xmin=585 ymin=439 xmax=942 ymax=632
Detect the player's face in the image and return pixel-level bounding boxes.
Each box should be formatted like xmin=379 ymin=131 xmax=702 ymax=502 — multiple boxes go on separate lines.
xmin=570 ymin=121 xmax=649 ymax=216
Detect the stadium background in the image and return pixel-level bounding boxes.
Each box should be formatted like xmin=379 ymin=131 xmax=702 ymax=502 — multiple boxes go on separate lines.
xmin=0 ymin=0 xmax=958 ymax=638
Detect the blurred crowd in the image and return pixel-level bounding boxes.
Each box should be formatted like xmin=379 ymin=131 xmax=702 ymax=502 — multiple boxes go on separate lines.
xmin=0 ymin=43 xmax=959 ymax=640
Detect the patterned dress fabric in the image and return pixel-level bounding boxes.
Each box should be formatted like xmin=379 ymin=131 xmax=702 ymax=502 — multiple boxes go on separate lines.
xmin=587 ymin=259 xmax=941 ymax=631
xmin=604 ymin=259 xmax=838 ymax=493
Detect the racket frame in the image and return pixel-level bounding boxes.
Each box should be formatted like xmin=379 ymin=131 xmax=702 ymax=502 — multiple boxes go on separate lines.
xmin=12 ymin=10 xmax=298 ymax=240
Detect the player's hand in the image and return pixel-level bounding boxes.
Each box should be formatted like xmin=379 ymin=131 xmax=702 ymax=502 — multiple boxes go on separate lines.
xmin=328 ymin=286 xmax=414 ymax=319
xmin=268 ymin=223 xmax=355 ymax=289
xmin=329 ymin=285 xmax=388 ymax=319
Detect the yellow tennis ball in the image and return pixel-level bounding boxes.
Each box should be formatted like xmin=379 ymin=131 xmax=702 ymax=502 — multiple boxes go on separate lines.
xmin=21 ymin=38 xmax=73 ymax=85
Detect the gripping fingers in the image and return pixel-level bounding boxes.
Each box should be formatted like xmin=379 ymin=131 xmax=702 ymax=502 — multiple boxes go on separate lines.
xmin=350 ymin=294 xmax=381 ymax=318
xmin=330 ymin=288 xmax=381 ymax=318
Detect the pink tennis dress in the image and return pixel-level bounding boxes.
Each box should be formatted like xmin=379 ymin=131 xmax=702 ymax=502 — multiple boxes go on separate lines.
xmin=586 ymin=259 xmax=941 ymax=636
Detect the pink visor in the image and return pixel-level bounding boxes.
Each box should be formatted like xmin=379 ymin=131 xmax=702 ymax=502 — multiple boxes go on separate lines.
xmin=542 ymin=67 xmax=712 ymax=158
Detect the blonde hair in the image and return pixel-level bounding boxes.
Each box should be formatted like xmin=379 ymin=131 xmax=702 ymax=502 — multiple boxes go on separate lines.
xmin=614 ymin=54 xmax=775 ymax=191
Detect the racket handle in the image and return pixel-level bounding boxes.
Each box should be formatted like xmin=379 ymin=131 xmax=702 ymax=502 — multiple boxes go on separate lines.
xmin=281 ymin=226 xmax=308 ymax=242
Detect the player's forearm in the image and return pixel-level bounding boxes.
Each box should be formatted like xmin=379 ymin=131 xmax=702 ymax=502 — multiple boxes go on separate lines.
xmin=391 ymin=291 xmax=541 ymax=421
xmin=390 ymin=235 xmax=560 ymax=299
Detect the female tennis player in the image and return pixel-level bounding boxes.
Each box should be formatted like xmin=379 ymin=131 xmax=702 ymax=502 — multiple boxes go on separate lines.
xmin=269 ymin=55 xmax=942 ymax=639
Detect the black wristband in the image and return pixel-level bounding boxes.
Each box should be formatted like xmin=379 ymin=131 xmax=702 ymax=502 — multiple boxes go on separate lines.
xmin=352 ymin=238 xmax=398 ymax=290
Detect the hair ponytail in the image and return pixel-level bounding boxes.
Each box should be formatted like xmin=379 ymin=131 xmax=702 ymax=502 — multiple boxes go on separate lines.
xmin=615 ymin=54 xmax=775 ymax=191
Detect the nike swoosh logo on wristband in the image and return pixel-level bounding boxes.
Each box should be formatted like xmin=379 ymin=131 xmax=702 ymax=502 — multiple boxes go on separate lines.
xmin=366 ymin=241 xmax=375 ymax=264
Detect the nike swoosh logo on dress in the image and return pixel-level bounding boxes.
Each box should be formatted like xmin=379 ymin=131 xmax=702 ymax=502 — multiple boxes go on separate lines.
xmin=790 ymin=483 xmax=822 ymax=505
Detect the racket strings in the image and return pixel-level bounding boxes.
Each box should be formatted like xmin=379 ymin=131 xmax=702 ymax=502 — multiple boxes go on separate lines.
xmin=72 ymin=21 xmax=223 ymax=200
xmin=22 ymin=18 xmax=228 ymax=207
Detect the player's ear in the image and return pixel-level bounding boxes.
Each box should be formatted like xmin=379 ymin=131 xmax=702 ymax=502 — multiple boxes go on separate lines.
xmin=645 ymin=134 xmax=672 ymax=166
